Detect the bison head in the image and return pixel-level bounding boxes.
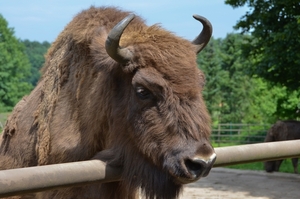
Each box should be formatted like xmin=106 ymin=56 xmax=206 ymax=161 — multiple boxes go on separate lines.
xmin=93 ymin=13 xmax=216 ymax=199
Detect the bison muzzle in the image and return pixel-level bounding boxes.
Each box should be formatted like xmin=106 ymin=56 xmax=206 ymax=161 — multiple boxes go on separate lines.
xmin=0 ymin=6 xmax=216 ymax=199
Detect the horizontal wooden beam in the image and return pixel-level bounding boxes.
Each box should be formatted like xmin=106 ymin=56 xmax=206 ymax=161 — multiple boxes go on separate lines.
xmin=0 ymin=160 xmax=121 ymax=198
xmin=0 ymin=140 xmax=300 ymax=198
xmin=213 ymin=140 xmax=300 ymax=167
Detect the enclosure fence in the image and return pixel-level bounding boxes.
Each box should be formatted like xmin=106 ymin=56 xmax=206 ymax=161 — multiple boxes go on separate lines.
xmin=211 ymin=123 xmax=271 ymax=146
xmin=1 ymin=140 xmax=300 ymax=198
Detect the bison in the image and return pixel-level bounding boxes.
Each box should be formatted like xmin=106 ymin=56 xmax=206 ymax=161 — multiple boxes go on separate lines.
xmin=264 ymin=120 xmax=300 ymax=174
xmin=0 ymin=6 xmax=216 ymax=199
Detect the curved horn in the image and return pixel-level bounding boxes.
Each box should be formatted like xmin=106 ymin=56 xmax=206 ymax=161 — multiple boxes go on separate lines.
xmin=105 ymin=14 xmax=135 ymax=63
xmin=192 ymin=15 xmax=213 ymax=54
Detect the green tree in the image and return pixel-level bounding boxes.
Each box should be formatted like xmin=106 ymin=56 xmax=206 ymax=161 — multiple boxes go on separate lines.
xmin=244 ymin=78 xmax=282 ymax=123
xmin=274 ymin=87 xmax=300 ymax=119
xmin=225 ymin=0 xmax=300 ymax=90
xmin=199 ymin=34 xmax=297 ymax=125
xmin=198 ymin=38 xmax=229 ymax=124
xmin=22 ymin=40 xmax=50 ymax=86
xmin=200 ymin=34 xmax=256 ymax=124
xmin=0 ymin=14 xmax=32 ymax=112
xmin=219 ymin=34 xmax=253 ymax=123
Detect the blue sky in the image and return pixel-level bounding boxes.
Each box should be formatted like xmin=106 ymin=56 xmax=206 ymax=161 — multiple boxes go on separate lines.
xmin=0 ymin=0 xmax=248 ymax=42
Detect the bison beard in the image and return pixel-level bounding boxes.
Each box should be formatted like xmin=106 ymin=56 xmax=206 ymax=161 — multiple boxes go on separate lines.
xmin=0 ymin=6 xmax=216 ymax=199
xmin=96 ymin=148 xmax=181 ymax=199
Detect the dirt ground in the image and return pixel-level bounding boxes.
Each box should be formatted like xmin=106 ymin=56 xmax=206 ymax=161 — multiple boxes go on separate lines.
xmin=180 ymin=168 xmax=300 ymax=199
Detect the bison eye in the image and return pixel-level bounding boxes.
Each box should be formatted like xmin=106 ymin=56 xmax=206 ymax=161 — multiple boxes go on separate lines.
xmin=135 ymin=86 xmax=152 ymax=100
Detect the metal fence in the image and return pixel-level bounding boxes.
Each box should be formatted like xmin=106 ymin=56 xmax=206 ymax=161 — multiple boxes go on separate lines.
xmin=211 ymin=123 xmax=271 ymax=146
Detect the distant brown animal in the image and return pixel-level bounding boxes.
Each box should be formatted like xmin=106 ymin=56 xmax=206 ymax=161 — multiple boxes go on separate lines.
xmin=0 ymin=6 xmax=216 ymax=199
xmin=264 ymin=120 xmax=300 ymax=174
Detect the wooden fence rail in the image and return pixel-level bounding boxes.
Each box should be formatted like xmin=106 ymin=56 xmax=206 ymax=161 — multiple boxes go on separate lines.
xmin=1 ymin=140 xmax=300 ymax=198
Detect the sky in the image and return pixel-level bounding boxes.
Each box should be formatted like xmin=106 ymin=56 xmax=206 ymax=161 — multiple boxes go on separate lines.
xmin=0 ymin=0 xmax=248 ymax=43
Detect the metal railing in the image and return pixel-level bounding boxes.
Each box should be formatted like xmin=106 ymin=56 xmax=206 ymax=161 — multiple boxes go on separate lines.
xmin=211 ymin=123 xmax=271 ymax=146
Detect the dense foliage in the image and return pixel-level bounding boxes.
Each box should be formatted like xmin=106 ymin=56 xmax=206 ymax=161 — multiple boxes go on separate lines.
xmin=22 ymin=40 xmax=50 ymax=86
xmin=0 ymin=15 xmax=32 ymax=112
xmin=225 ymin=0 xmax=300 ymax=90
xmin=198 ymin=34 xmax=300 ymax=125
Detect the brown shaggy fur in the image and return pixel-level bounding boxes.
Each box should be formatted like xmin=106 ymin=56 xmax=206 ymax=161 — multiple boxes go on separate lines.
xmin=264 ymin=120 xmax=300 ymax=173
xmin=0 ymin=6 xmax=214 ymax=199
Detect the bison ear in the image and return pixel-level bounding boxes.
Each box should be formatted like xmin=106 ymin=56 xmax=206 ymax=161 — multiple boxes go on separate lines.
xmin=192 ymin=15 xmax=213 ymax=54
xmin=197 ymin=70 xmax=206 ymax=89
xmin=105 ymin=14 xmax=135 ymax=63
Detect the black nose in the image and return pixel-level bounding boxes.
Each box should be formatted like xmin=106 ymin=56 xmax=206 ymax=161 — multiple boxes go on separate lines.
xmin=184 ymin=153 xmax=216 ymax=178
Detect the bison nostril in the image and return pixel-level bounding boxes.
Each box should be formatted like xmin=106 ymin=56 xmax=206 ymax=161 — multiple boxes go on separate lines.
xmin=184 ymin=153 xmax=216 ymax=178
xmin=184 ymin=159 xmax=206 ymax=177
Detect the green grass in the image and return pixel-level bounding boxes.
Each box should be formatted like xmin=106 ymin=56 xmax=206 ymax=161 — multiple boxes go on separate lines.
xmin=0 ymin=112 xmax=10 ymax=132
xmin=226 ymin=159 xmax=296 ymax=173
xmin=213 ymin=142 xmax=297 ymax=174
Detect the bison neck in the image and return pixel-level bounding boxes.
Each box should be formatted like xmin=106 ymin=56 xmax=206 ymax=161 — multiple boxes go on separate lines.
xmin=40 ymin=59 xmax=129 ymax=164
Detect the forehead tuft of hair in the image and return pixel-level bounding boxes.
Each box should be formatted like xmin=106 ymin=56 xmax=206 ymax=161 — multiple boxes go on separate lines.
xmin=121 ymin=25 xmax=200 ymax=95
